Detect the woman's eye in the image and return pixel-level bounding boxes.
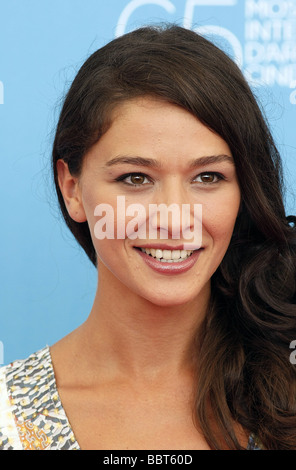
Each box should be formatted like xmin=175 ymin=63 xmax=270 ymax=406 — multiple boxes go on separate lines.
xmin=193 ymin=172 xmax=223 ymax=184
xmin=116 ymin=172 xmax=223 ymax=186
xmin=116 ymin=173 xmax=151 ymax=186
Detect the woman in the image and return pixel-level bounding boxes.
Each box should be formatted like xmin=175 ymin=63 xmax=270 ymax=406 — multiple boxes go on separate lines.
xmin=0 ymin=24 xmax=295 ymax=451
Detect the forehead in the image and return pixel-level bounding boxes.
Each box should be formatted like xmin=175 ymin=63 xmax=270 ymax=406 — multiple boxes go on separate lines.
xmin=111 ymin=96 xmax=200 ymax=134
xmin=83 ymin=96 xmax=232 ymax=170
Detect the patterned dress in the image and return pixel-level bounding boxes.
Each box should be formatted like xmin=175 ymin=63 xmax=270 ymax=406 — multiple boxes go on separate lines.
xmin=0 ymin=347 xmax=263 ymax=450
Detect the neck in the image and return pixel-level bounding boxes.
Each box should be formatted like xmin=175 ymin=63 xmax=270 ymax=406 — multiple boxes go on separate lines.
xmin=74 ymin=270 xmax=210 ymax=382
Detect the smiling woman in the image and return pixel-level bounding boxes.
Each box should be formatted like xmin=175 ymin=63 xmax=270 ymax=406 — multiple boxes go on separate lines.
xmin=57 ymin=97 xmax=240 ymax=309
xmin=0 ymin=24 xmax=295 ymax=451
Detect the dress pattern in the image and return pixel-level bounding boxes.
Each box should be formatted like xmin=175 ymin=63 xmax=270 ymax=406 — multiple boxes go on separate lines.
xmin=0 ymin=347 xmax=263 ymax=450
xmin=0 ymin=347 xmax=79 ymax=450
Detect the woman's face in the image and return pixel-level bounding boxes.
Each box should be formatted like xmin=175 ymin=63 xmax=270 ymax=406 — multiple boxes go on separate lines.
xmin=59 ymin=97 xmax=241 ymax=307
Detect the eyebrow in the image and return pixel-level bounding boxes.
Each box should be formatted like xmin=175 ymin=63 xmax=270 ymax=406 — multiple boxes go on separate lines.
xmin=189 ymin=154 xmax=234 ymax=168
xmin=104 ymin=154 xmax=234 ymax=169
xmin=105 ymin=156 xmax=161 ymax=169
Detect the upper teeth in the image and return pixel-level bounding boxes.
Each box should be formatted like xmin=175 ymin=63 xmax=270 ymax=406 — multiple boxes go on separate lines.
xmin=140 ymin=248 xmax=194 ymax=262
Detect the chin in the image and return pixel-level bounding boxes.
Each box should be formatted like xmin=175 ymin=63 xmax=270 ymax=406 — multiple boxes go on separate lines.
xmin=141 ymin=289 xmax=202 ymax=309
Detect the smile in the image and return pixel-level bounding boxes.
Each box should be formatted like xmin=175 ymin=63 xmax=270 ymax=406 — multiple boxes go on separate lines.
xmin=139 ymin=247 xmax=194 ymax=263
xmin=134 ymin=245 xmax=203 ymax=275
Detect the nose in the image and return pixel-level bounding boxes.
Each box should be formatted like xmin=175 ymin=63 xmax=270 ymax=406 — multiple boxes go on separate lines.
xmin=148 ymin=179 xmax=202 ymax=248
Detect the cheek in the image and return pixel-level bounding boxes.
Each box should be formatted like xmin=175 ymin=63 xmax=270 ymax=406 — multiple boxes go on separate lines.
xmin=203 ymin=195 xmax=240 ymax=248
xmin=82 ymin=194 xmax=138 ymax=267
xmin=81 ymin=186 xmax=118 ymax=240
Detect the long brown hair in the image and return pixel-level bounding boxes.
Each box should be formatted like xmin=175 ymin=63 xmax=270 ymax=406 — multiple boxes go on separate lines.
xmin=52 ymin=24 xmax=296 ymax=449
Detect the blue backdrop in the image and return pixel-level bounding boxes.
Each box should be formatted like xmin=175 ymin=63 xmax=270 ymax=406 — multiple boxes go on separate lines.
xmin=1 ymin=0 xmax=295 ymax=365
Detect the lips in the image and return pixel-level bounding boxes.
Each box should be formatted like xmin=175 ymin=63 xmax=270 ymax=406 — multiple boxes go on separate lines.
xmin=134 ymin=245 xmax=203 ymax=274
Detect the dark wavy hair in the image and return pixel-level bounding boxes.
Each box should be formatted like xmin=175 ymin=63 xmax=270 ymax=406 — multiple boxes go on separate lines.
xmin=52 ymin=24 xmax=296 ymax=449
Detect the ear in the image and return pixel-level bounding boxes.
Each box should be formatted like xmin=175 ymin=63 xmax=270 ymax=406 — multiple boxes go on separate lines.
xmin=56 ymin=159 xmax=87 ymax=223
